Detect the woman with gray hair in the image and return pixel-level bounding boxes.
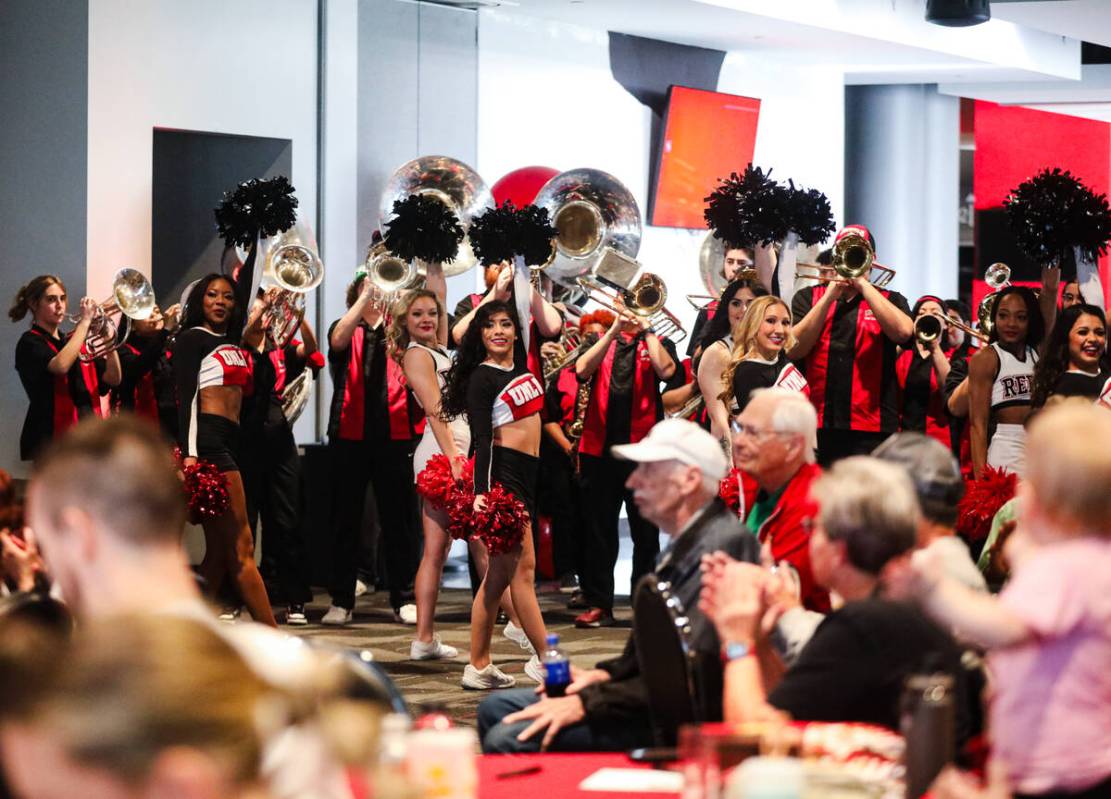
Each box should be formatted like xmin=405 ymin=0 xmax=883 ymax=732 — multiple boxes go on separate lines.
xmin=701 ymin=456 xmax=969 ymax=733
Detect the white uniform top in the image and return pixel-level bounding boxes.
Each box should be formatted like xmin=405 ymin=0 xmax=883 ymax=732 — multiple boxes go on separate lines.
xmin=406 ymin=341 xmax=452 ymax=409
xmin=990 ymin=343 xmax=1038 ymax=410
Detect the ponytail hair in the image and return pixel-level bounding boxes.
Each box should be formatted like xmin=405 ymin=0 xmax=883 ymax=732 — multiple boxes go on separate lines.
xmin=9 ymin=275 xmax=64 ymax=323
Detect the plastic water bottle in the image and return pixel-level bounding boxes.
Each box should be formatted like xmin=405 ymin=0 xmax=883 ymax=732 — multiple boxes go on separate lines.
xmin=542 ymin=633 xmax=571 ymax=697
xmin=901 ymin=671 xmax=955 ymax=799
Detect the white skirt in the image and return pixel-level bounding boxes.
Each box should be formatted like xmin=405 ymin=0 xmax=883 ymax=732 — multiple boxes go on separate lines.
xmin=413 ymin=415 xmax=471 ymax=479
xmin=987 ymin=423 xmax=1026 ymax=477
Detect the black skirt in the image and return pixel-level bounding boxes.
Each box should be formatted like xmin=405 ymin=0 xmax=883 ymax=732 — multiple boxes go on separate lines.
xmin=196 ymin=413 xmax=241 ymax=473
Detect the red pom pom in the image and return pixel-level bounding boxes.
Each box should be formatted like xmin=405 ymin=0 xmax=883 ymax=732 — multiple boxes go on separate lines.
xmin=473 ymin=486 xmax=529 ymax=555
xmin=416 ymin=454 xmax=457 ymax=511
xmin=182 ymin=460 xmax=230 ymax=522
xmin=956 ymin=466 xmax=1018 ymax=542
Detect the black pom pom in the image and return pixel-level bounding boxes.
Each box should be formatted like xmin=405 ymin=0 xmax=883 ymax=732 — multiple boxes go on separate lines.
xmin=1004 ymin=167 xmax=1111 ymax=265
xmin=470 ymin=202 xmax=557 ymax=267
xmin=704 ymin=165 xmax=789 ymax=247
xmin=469 ymin=202 xmax=519 ymax=267
xmin=214 ymin=176 xmax=298 ymax=249
xmin=383 ymin=194 xmax=464 ymax=264
xmin=513 ymin=204 xmax=558 ymax=267
xmin=783 ymin=181 xmax=836 ymax=246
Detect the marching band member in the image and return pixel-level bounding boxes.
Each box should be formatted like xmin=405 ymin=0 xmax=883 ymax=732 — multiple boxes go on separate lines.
xmin=112 ymin=303 xmax=178 ymax=438
xmin=721 ymin=295 xmax=808 ymax=415
xmin=451 ymin=261 xmax=562 ymax=384
xmin=239 ymin=289 xmax=316 ymax=626
xmin=440 ymin=301 xmax=550 ymax=689
xmin=11 ymin=275 xmax=120 ymax=462
xmin=572 ymin=299 xmax=678 ymax=628
xmin=687 ymin=245 xmax=760 ymax=358
xmin=324 ymin=275 xmax=424 ymax=628
xmin=967 ymin=286 xmax=1044 ymax=478
xmin=790 ymin=227 xmax=914 ymax=465
xmin=173 ymin=273 xmax=276 ymax=627
xmin=695 ymin=278 xmax=769 ymax=445
xmin=1030 ymin=304 xmax=1108 ymax=408
xmin=896 ymin=296 xmax=953 ymax=449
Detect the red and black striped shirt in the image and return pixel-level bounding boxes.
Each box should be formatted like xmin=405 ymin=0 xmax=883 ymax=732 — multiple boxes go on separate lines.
xmin=326 ymin=320 xmax=424 ymax=443
xmin=791 ymin=286 xmax=912 ymax=434
xmin=579 ymin=332 xmax=679 ymax=457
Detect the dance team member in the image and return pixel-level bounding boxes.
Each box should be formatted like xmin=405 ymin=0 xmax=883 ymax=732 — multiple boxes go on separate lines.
xmin=790 ymin=227 xmax=913 ymax=464
xmin=966 ymin=286 xmax=1044 ymax=478
xmin=11 ymin=275 xmax=120 ymax=461
xmin=1030 ymin=304 xmax=1108 ymax=408
xmin=324 ymin=274 xmax=425 ymax=627
xmin=441 ymin=301 xmax=550 ymax=689
xmin=573 ymin=298 xmax=678 ymax=628
xmin=695 ymin=278 xmax=768 ymax=446
xmin=896 ymin=295 xmax=953 ymax=449
xmin=173 ymin=273 xmax=276 ymax=627
xmin=721 ymin=295 xmax=808 ymax=416
xmin=687 ymin=245 xmax=760 ymax=358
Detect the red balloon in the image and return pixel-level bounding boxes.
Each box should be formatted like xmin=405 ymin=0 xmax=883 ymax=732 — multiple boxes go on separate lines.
xmin=491 ymin=166 xmax=560 ymax=208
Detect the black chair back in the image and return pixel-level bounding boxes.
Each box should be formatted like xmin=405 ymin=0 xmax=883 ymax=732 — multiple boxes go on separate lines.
xmin=632 ymin=574 xmax=700 ymax=746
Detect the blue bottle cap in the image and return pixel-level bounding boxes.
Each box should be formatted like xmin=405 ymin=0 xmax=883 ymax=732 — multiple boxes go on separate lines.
xmin=546 ymin=633 xmax=560 ymax=646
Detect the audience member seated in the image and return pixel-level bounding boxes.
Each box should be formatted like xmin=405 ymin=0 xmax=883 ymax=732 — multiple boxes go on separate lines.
xmin=872 ymin=432 xmax=985 ymax=592
xmin=892 ymin=404 xmax=1111 ymax=798
xmin=477 ymin=419 xmax=759 ymax=753
xmin=23 ymin=415 xmax=353 ymax=799
xmin=1 ymin=616 xmax=282 ymax=799
xmin=701 ymin=457 xmax=969 ymax=734
xmin=732 ymin=388 xmax=829 ymax=612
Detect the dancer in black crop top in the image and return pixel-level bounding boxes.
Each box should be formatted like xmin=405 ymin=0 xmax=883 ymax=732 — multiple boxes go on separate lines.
xmin=441 ymin=301 xmax=551 ymax=690
xmin=171 ymin=271 xmax=276 ymax=627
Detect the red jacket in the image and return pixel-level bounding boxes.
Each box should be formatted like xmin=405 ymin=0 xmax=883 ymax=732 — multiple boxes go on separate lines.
xmin=754 ymin=462 xmax=831 ymax=613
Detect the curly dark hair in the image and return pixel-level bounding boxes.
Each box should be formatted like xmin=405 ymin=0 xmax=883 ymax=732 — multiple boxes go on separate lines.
xmin=1030 ymin=303 xmax=1106 ymax=409
xmin=180 ymin=274 xmax=245 ymax=336
xmin=697 ymin=278 xmax=769 ymax=352
xmin=986 ymin=285 xmax=1045 ymax=350
xmin=439 ymin=300 xmax=520 ymax=421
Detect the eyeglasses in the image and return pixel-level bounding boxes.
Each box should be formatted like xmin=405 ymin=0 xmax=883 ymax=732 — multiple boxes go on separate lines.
xmin=730 ymin=419 xmax=795 ymax=441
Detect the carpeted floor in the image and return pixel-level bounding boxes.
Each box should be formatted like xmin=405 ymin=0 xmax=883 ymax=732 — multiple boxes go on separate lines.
xmin=280 ymin=586 xmax=631 ymax=727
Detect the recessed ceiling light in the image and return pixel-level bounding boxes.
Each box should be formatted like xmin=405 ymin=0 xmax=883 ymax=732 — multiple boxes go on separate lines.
xmin=925 ymin=0 xmax=990 ymax=27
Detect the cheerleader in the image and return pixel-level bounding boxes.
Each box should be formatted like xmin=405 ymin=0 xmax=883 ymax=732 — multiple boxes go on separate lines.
xmin=695 ymin=278 xmax=769 ymax=445
xmin=967 ymin=286 xmax=1045 ymax=479
xmin=441 ymin=301 xmax=550 ymax=690
xmin=173 ymin=274 xmax=276 ymax=627
xmin=720 ymin=295 xmax=808 ymax=415
xmin=1030 ymin=304 xmax=1108 ymax=408
xmin=11 ymin=275 xmax=120 ymax=461
xmin=896 ymin=296 xmax=953 ymax=449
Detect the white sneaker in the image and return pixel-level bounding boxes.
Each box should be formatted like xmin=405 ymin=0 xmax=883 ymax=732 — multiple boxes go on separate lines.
xmin=218 ymin=606 xmax=241 ymax=623
xmin=462 ymin=663 xmax=516 ymax=690
xmin=355 ymin=579 xmax=371 ymax=597
xmin=321 ymin=605 xmax=353 ymax=626
xmin=410 ymin=635 xmax=459 ymax=661
xmin=524 ymin=654 xmax=545 ymax=683
xmin=394 ymin=603 xmax=418 ymax=624
xmin=503 ymin=621 xmax=534 ymax=654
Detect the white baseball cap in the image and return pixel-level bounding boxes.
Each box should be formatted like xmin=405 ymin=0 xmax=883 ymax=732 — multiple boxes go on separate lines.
xmin=611 ymin=418 xmax=727 ymax=480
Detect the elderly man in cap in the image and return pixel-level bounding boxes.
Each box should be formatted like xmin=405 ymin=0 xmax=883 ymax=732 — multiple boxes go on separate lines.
xmin=477 ymin=419 xmax=759 ymax=753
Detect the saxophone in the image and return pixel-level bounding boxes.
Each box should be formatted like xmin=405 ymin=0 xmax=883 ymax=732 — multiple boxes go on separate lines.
xmin=566 ymin=377 xmax=593 ymax=444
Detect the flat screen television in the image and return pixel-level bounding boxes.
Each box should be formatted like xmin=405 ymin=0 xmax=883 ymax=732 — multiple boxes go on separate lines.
xmin=648 ymin=85 xmax=761 ymax=229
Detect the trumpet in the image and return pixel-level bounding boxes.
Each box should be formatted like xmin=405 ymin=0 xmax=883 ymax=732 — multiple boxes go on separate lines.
xmin=542 ymin=327 xmax=586 ymax=380
xmin=577 ymin=272 xmax=686 ymax=342
xmin=977 ymin=262 xmax=1011 ymax=337
xmin=68 ymin=268 xmax=156 ymax=361
xmin=914 ymin=311 xmax=988 ymax=346
xmin=796 ymin=228 xmax=894 ymax=288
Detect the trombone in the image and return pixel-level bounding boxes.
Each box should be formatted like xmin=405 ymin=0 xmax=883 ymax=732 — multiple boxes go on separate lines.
xmin=577 ymin=272 xmax=686 ymax=343
xmin=796 ymin=228 xmax=894 ymax=288
xmin=67 ymin=267 xmax=156 ymax=361
xmin=914 ymin=312 xmax=988 ymax=347
xmin=542 ymin=327 xmax=586 ymax=380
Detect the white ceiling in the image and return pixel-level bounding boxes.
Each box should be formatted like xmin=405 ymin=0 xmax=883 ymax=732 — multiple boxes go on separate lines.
xmin=482 ymin=0 xmax=1111 ymax=120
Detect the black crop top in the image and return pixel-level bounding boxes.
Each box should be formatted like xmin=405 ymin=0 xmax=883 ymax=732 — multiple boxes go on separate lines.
xmin=467 ymin=361 xmax=544 ymax=494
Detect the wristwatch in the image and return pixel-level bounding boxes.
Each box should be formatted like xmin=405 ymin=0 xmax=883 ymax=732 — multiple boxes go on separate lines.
xmin=722 ymin=640 xmax=753 ymax=663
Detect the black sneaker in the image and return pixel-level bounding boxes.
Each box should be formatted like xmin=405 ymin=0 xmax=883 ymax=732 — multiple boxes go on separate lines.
xmin=566 ymin=590 xmax=589 ymax=610
xmin=559 ymin=574 xmax=580 ymax=594
xmin=286 ymin=604 xmax=308 ymax=626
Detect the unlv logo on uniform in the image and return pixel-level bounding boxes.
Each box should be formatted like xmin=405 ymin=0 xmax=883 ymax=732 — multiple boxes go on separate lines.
xmin=777 ymin=365 xmax=808 ymax=394
xmin=506 ymin=376 xmax=542 ymax=406
xmin=216 ymin=347 xmax=247 ymax=368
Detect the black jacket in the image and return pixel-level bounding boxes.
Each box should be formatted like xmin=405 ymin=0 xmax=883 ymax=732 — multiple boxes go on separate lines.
xmin=577 ymin=498 xmax=759 ymax=728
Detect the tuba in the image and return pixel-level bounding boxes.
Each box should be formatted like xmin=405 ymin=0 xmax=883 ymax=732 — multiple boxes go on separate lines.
xmin=976 ymin=262 xmax=1011 ymax=337
xmin=686 ymin=232 xmax=760 ymax=310
xmin=260 ymin=213 xmax=324 ymax=348
xmin=69 ymin=267 xmax=156 ymax=361
xmin=533 ymin=168 xmax=642 ymax=287
xmin=378 ymin=156 xmax=494 ymax=277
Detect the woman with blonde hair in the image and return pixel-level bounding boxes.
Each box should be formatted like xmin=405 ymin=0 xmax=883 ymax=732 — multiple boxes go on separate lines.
xmin=720 ymin=295 xmax=809 ymax=418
